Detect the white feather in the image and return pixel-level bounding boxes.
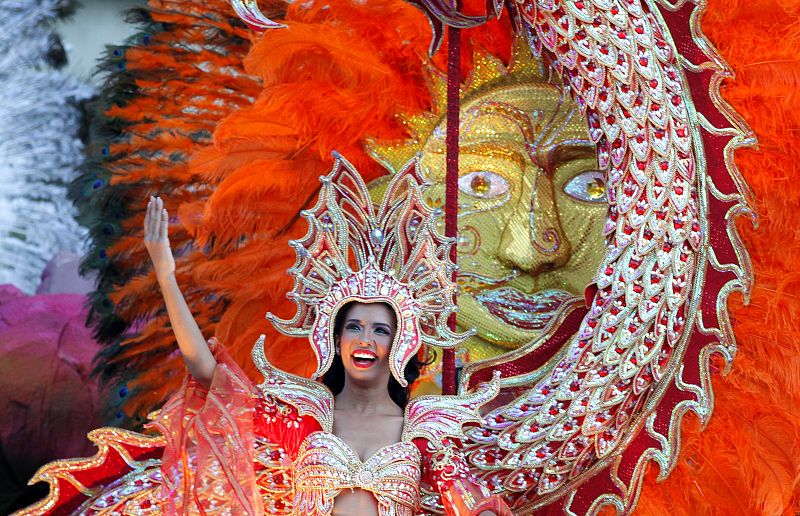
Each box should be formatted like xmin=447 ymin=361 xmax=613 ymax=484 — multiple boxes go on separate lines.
xmin=0 ymin=0 xmax=94 ymax=292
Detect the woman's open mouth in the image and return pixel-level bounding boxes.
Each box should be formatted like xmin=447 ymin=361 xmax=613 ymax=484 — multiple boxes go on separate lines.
xmin=351 ymin=350 xmax=379 ymax=369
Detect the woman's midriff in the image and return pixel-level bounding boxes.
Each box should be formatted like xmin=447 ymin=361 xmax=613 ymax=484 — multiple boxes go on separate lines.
xmin=332 ymin=488 xmax=380 ymax=515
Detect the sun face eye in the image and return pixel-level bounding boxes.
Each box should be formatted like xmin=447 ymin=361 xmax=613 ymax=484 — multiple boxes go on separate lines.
xmin=458 ymin=171 xmax=510 ymax=199
xmin=563 ymin=170 xmax=607 ymax=203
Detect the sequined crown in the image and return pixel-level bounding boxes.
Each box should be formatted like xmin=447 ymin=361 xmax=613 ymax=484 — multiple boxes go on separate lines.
xmin=267 ymin=153 xmax=472 ymax=386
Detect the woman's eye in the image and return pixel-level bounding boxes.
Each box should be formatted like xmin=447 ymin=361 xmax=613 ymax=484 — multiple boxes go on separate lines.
xmin=345 ymin=323 xmax=361 ymax=332
xmin=458 ymin=171 xmax=509 ymax=199
xmin=375 ymin=327 xmax=388 ymax=335
xmin=563 ymin=170 xmax=607 ymax=203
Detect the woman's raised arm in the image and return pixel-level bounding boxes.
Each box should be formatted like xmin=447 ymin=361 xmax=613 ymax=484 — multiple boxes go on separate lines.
xmin=144 ymin=196 xmax=216 ymax=387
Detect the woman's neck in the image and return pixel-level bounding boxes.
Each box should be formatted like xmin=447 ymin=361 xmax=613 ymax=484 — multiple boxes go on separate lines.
xmin=335 ymin=378 xmax=400 ymax=415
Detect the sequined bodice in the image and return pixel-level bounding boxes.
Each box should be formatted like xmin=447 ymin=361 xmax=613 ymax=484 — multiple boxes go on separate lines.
xmin=293 ymin=431 xmax=421 ymax=516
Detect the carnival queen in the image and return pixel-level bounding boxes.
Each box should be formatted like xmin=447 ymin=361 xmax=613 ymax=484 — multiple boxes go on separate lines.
xmin=19 ymin=157 xmax=509 ymax=515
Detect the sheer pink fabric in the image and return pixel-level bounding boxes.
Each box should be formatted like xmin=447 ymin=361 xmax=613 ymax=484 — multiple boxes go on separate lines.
xmin=150 ymin=339 xmax=263 ymax=515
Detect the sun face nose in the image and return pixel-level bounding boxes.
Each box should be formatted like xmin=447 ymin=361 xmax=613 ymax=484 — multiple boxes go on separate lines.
xmin=497 ymin=170 xmax=571 ymax=274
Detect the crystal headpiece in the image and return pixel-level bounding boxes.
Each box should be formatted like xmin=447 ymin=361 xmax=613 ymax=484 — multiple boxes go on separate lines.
xmin=267 ymin=153 xmax=472 ymax=386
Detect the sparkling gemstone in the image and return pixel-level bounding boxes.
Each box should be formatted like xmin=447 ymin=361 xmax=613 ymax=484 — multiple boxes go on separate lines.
xmin=586 ymin=178 xmax=606 ymax=199
xmin=356 ymin=467 xmax=375 ymax=485
xmin=370 ymin=228 xmax=384 ymax=245
xmin=470 ymin=173 xmax=490 ymax=195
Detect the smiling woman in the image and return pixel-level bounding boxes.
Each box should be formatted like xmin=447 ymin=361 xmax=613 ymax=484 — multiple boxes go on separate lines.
xmin=323 ymin=301 xmax=430 ymax=409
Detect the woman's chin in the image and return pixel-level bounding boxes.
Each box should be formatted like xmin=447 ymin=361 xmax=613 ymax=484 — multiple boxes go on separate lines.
xmin=343 ymin=365 xmax=389 ymax=386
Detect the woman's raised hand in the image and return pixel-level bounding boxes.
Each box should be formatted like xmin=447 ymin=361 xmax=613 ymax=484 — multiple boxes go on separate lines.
xmin=143 ymin=196 xmax=216 ymax=385
xmin=144 ymin=196 xmax=176 ymax=281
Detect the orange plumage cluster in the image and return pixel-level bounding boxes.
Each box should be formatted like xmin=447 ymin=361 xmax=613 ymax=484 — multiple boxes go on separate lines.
xmin=78 ymin=0 xmax=261 ymax=416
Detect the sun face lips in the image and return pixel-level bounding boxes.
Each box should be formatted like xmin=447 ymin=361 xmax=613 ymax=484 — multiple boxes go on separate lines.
xmin=351 ymin=349 xmax=379 ymax=369
xmin=475 ymin=286 xmax=575 ymax=331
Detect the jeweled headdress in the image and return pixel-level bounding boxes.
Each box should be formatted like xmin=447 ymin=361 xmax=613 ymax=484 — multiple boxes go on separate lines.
xmin=267 ymin=153 xmax=472 ymax=386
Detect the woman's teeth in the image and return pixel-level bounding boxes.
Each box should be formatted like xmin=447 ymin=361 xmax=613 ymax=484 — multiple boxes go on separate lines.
xmin=352 ymin=350 xmax=378 ymax=368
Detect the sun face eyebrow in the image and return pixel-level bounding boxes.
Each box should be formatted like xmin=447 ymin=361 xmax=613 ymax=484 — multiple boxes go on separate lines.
xmin=531 ymin=140 xmax=596 ymax=174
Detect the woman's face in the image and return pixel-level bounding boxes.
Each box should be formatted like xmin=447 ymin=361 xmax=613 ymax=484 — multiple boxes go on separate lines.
xmin=336 ymin=303 xmax=397 ymax=387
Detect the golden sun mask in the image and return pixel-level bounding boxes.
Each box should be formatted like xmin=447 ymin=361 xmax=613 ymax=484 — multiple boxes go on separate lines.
xmin=368 ymin=44 xmax=608 ymax=366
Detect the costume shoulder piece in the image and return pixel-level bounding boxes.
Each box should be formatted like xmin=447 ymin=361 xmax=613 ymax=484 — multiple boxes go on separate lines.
xmin=252 ymin=334 xmax=334 ymax=433
xmin=403 ymin=372 xmax=500 ymax=444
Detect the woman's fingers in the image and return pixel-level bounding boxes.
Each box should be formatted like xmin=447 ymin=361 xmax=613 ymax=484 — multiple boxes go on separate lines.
xmin=145 ymin=197 xmax=156 ymax=241
xmin=160 ymin=208 xmax=169 ymax=242
xmin=145 ymin=196 xmax=168 ymax=242
xmin=144 ymin=199 xmax=151 ymax=240
xmin=150 ymin=198 xmax=158 ymax=240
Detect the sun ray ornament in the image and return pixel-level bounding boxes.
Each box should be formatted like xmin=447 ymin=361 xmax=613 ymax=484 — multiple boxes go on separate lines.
xmin=268 ymin=153 xmax=473 ymax=386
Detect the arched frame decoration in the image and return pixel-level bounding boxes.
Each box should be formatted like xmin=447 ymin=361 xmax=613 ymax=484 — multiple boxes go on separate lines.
xmin=416 ymin=0 xmax=754 ymax=512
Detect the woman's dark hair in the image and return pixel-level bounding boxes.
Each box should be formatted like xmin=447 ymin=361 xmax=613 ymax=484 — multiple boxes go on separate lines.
xmin=321 ymin=301 xmax=434 ymax=409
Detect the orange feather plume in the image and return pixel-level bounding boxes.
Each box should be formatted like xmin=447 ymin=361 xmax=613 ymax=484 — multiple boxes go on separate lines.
xmin=635 ymin=0 xmax=800 ymax=513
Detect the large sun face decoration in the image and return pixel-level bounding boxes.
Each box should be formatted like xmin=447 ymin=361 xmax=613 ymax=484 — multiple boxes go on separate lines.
xmin=370 ymin=45 xmax=608 ymax=363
